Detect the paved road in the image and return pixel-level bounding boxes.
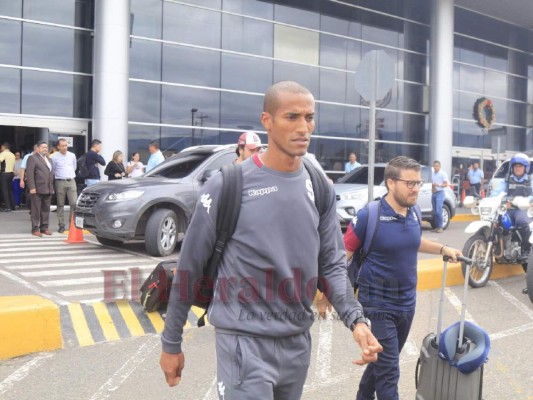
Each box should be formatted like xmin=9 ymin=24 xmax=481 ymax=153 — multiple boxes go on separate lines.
xmin=1 ymin=275 xmax=532 ymax=399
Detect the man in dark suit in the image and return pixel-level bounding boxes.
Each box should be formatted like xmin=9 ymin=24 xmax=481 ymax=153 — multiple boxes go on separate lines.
xmin=26 ymin=141 xmax=54 ymax=237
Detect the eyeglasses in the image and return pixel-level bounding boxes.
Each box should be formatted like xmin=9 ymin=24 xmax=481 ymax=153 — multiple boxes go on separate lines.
xmin=393 ymin=179 xmax=424 ymax=189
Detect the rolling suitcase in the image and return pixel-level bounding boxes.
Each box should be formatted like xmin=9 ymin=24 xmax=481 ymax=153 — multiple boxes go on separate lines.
xmin=415 ymin=256 xmax=490 ymax=400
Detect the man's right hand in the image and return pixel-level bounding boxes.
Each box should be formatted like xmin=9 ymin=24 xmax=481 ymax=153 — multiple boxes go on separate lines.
xmin=29 ymin=189 xmax=36 ymax=194
xmin=20 ymin=180 xmax=25 ymax=189
xmin=160 ymin=351 xmax=185 ymax=387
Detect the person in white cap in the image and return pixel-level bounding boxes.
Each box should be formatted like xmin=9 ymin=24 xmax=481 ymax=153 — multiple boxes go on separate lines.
xmin=235 ymin=131 xmax=262 ymax=164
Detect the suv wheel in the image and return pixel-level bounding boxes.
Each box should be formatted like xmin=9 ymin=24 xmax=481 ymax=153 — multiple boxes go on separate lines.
xmin=430 ymin=204 xmax=451 ymax=230
xmin=96 ymin=236 xmax=123 ymax=247
xmin=145 ymin=209 xmax=178 ymax=257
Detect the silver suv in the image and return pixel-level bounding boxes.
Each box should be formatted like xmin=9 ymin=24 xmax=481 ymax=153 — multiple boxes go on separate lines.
xmin=334 ymin=164 xmax=457 ymax=230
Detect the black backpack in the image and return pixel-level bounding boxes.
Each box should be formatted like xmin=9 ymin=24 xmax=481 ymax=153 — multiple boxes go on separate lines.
xmin=77 ymin=154 xmax=90 ymax=179
xmin=140 ymin=158 xmax=331 ymax=326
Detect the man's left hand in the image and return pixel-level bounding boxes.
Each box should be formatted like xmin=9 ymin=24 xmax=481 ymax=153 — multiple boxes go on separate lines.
xmin=352 ymin=324 xmax=383 ymax=365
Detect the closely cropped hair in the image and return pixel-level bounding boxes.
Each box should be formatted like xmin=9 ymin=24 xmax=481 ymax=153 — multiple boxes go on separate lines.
xmin=57 ymin=138 xmax=68 ymax=146
xmin=384 ymin=156 xmax=421 ymax=190
xmin=91 ymin=139 xmax=102 ymax=147
xmin=149 ymin=140 xmax=160 ymax=150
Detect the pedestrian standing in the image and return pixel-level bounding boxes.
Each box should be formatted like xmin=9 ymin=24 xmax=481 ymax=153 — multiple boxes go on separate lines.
xmin=12 ymin=151 xmax=22 ymax=207
xmin=104 ymin=151 xmax=126 ymax=180
xmin=467 ymin=161 xmax=484 ymax=197
xmin=19 ymin=145 xmax=39 ymax=211
xmin=84 ymin=139 xmax=105 ymax=187
xmin=26 ymin=142 xmax=54 ymax=236
xmin=160 ymin=81 xmax=383 ymax=399
xmin=345 ymin=152 xmax=361 ymax=173
xmin=344 ymin=156 xmax=462 ymax=400
xmin=51 ymin=138 xmax=78 ymax=233
xmin=145 ymin=141 xmax=165 ymax=173
xmin=0 ymin=142 xmax=16 ymax=212
xmin=234 ymin=131 xmax=262 ymax=164
xmin=126 ymin=152 xmax=144 ymax=178
xmin=431 ymin=160 xmax=449 ymax=233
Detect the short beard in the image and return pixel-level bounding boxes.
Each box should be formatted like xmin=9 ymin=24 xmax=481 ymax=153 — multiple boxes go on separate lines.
xmin=392 ymin=191 xmax=417 ymax=208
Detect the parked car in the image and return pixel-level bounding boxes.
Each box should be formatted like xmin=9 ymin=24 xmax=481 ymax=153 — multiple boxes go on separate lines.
xmin=487 ymin=157 xmax=533 ymax=196
xmin=74 ymin=145 xmax=327 ymax=257
xmin=335 ymin=164 xmax=457 ymax=230
xmin=74 ymin=145 xmax=239 ymax=256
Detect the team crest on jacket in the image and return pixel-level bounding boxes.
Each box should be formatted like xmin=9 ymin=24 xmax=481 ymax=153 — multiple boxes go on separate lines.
xmin=201 ymin=193 xmax=212 ymax=214
xmin=306 ymin=179 xmax=314 ymax=202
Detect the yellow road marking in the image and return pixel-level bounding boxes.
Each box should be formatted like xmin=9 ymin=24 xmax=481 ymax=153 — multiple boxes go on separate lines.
xmin=92 ymin=302 xmax=120 ymax=341
xmin=191 ymin=306 xmax=209 ymax=326
xmin=67 ymin=304 xmax=95 ymax=347
xmin=116 ymin=301 xmax=145 ymax=337
xmin=145 ymin=311 xmax=165 ymax=333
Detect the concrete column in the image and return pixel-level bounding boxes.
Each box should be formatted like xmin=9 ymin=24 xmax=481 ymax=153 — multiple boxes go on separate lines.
xmin=429 ymin=0 xmax=454 ymax=175
xmin=92 ymin=0 xmax=130 ymax=174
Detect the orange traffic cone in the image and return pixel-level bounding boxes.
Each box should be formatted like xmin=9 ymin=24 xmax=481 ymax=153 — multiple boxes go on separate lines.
xmin=64 ymin=215 xmax=87 ymax=244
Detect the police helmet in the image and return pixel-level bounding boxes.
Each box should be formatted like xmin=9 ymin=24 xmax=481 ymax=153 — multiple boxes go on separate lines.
xmin=510 ymin=153 xmax=530 ymax=174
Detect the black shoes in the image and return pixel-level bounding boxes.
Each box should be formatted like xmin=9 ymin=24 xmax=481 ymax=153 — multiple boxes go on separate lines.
xmin=58 ymin=225 xmax=65 ymax=234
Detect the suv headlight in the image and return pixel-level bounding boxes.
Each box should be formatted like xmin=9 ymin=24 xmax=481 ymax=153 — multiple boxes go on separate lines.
xmin=340 ymin=191 xmax=366 ymax=201
xmin=105 ymin=190 xmax=144 ymax=202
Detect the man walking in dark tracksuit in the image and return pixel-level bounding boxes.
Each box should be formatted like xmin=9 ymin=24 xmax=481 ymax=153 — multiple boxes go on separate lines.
xmin=344 ymin=156 xmax=462 ymax=400
xmin=160 ymin=81 xmax=383 ymax=399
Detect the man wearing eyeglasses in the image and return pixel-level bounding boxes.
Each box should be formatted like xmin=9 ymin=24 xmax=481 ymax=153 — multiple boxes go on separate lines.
xmin=431 ymin=160 xmax=449 ymax=233
xmin=344 ymin=156 xmax=462 ymax=400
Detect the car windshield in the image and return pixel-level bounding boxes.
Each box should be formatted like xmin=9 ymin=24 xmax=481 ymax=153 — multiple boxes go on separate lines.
xmin=145 ymin=153 xmax=212 ymax=179
xmin=336 ymin=166 xmax=385 ymax=185
xmin=493 ymin=162 xmax=509 ymax=179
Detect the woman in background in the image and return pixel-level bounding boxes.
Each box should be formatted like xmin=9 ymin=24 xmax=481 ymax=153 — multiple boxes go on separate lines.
xmin=104 ymin=150 xmax=126 ymax=180
xmin=127 ymin=152 xmax=144 ymax=178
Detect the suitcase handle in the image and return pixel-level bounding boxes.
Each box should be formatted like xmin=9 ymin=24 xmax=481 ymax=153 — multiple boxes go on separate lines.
xmin=443 ymin=255 xmax=473 ymax=264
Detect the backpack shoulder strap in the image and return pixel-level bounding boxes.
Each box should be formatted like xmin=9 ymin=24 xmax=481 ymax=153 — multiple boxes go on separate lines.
xmin=361 ymin=200 xmax=381 ymax=257
xmin=301 ymin=157 xmax=330 ymax=218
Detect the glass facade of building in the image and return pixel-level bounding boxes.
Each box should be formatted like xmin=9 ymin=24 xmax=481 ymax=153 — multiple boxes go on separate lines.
xmin=0 ymin=0 xmax=93 ymax=119
xmin=0 ymin=1 xmax=532 ymax=171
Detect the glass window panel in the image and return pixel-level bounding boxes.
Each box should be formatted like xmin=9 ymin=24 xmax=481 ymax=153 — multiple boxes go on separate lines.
xmin=484 ymin=44 xmax=507 ymax=73
xmin=180 ymin=0 xmax=221 ymax=8
xmin=508 ymin=75 xmax=527 ymax=102
xmin=163 ymin=44 xmax=220 ymax=87
xmin=274 ymin=25 xmax=319 ymax=65
xmin=396 ymin=112 xmax=427 ymax=146
xmin=0 ymin=68 xmax=20 ymax=113
xmin=129 ymin=81 xmax=161 ymax=123
xmin=220 ymin=92 xmax=263 ymax=131
xmin=319 ymin=5 xmax=360 ymax=37
xmin=222 ymin=14 xmax=273 ymax=57
xmin=23 ymin=23 xmax=92 ymax=73
xmin=458 ymin=92 xmax=481 ymax=120
xmin=23 ymin=0 xmax=93 ymax=28
xmin=222 ymin=0 xmax=273 ymax=19
xmin=458 ymin=64 xmax=482 ymax=93
xmin=319 ymin=34 xmax=349 ymax=70
xmin=22 ymin=70 xmax=79 ymax=117
xmin=161 ymin=85 xmax=220 ymax=128
xmin=131 ymin=0 xmax=162 ymax=39
xmin=401 ymin=22 xmax=429 ymax=55
xmin=455 ymin=36 xmax=484 ymax=67
xmin=273 ymin=61 xmax=319 ymax=98
xmin=507 ymin=101 xmax=527 ymax=127
xmin=455 ymin=120 xmax=486 ymax=148
xmin=360 ymin=12 xmax=400 ymax=48
xmin=317 ymin=103 xmax=358 ymax=139
xmin=0 ymin=19 xmax=21 ymax=65
xmin=490 ymin=97 xmax=507 ymax=124
xmin=484 ymin=70 xmax=507 ymax=98
xmin=130 ymin=39 xmax=161 ymax=81
xmin=128 ymin=124 xmax=161 ymax=161
xmin=221 ymin=53 xmax=272 ymax=93
xmin=400 ymin=52 xmax=427 ymax=84
xmin=319 ymin=69 xmax=347 ymax=104
xmin=163 ymin=2 xmax=221 ymax=48
xmin=73 ymin=75 xmax=91 ymax=118
xmin=399 ymin=82 xmax=424 ymax=113
xmin=0 ymin=0 xmax=21 ymax=17
xmin=274 ymin=3 xmax=319 ymax=30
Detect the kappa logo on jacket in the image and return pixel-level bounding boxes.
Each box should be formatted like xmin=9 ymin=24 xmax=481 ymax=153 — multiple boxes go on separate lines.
xmin=201 ymin=193 xmax=212 ymax=213
xmin=248 ymin=186 xmax=278 ymax=197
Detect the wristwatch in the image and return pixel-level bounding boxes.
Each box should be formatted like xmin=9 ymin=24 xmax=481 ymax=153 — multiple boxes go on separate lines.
xmin=350 ymin=316 xmax=371 ymax=331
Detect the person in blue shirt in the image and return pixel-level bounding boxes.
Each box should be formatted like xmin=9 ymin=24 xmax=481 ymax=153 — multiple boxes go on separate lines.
xmin=344 ymin=156 xmax=462 ymax=400
xmin=145 ymin=141 xmax=165 ymax=173
xmin=345 ymin=152 xmax=361 ymax=173
xmin=431 ymin=160 xmax=449 ymax=233
xmin=490 ymin=153 xmax=532 ymax=260
xmin=467 ymin=162 xmax=484 ymax=196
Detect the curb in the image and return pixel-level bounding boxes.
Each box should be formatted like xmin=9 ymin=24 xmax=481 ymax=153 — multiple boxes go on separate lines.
xmin=451 ymin=213 xmax=478 ymax=222
xmin=0 ymin=296 xmax=62 ymax=359
xmin=1 ymin=261 xmax=526 ymax=359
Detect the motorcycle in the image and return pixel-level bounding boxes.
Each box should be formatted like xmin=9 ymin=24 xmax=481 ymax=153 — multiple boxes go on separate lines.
xmin=462 ymin=193 xmax=531 ymax=288
xmin=527 ymin=217 xmax=533 ymax=303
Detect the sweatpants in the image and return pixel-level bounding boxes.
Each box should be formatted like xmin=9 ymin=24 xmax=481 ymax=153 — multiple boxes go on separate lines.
xmin=356 ymin=310 xmax=415 ymax=400
xmin=215 ymin=330 xmax=311 ymax=400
